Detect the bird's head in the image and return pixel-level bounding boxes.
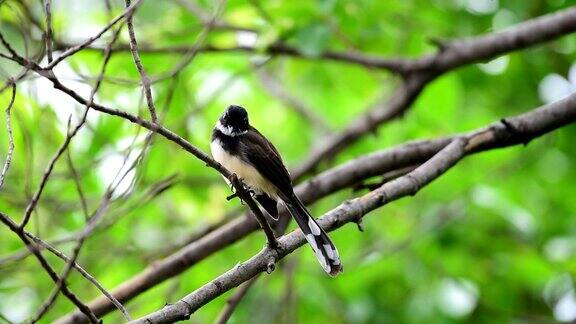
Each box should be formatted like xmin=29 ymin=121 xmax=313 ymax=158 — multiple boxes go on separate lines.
xmin=217 ymin=105 xmax=249 ymax=136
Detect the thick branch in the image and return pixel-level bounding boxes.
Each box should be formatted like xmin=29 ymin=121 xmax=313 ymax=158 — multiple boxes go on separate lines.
xmin=1 ymin=7 xmax=571 ymax=322
xmin=58 ymin=90 xmax=576 ymax=323
xmin=55 ymin=7 xmax=576 ymax=76
xmin=291 ymin=6 xmax=576 ymax=179
xmin=131 ymin=91 xmax=576 ymax=324
xmin=292 ymin=75 xmax=428 ymax=179
xmin=54 ymin=135 xmax=451 ymax=323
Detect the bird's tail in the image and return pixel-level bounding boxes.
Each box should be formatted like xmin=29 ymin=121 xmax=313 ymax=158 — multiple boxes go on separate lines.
xmin=284 ymin=196 xmax=342 ymax=277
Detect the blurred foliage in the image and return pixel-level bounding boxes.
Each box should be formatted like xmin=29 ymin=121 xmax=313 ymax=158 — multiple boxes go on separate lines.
xmin=1 ymin=0 xmax=576 ymax=323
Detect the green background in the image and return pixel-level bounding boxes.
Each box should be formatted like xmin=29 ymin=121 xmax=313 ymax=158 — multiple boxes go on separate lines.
xmin=1 ymin=0 xmax=576 ymax=323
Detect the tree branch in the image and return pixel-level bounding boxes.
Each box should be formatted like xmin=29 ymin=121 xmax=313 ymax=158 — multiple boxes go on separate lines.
xmin=54 ymin=7 xmax=576 ymax=77
xmin=291 ymin=6 xmax=576 ymax=180
xmin=0 ymin=81 xmax=16 ymax=189
xmin=124 ymin=0 xmax=158 ymax=122
xmin=43 ymin=0 xmax=54 ymax=63
xmin=26 ymin=22 xmax=129 ymax=323
xmin=58 ymin=88 xmax=576 ymax=323
xmin=23 ymin=229 xmax=130 ymax=319
xmin=0 ymin=213 xmax=100 ymax=323
xmin=130 ymin=91 xmax=576 ymax=323
xmin=0 ymin=7 xmax=571 ymax=322
xmin=43 ymin=0 xmax=144 ymax=70
xmin=54 ymin=135 xmax=451 ymax=323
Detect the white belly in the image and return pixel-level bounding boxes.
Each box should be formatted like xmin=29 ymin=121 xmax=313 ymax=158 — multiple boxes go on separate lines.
xmin=211 ymin=139 xmax=279 ymax=199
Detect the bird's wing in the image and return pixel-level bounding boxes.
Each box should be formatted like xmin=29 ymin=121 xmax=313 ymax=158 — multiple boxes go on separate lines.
xmin=239 ymin=126 xmax=294 ymax=198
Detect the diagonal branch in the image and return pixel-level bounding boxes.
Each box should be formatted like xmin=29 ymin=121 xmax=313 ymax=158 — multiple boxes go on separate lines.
xmin=291 ymin=74 xmax=428 ymax=180
xmin=291 ymin=6 xmax=576 ymax=180
xmin=23 ymin=217 xmax=133 ymax=318
xmin=57 ymin=88 xmax=576 ymax=323
xmin=0 ymin=213 xmax=100 ymax=323
xmin=54 ymin=135 xmax=452 ymax=323
xmin=56 ymin=7 xmax=576 ymax=77
xmin=130 ymin=91 xmax=576 ymax=324
xmin=1 ymin=7 xmax=571 ymax=321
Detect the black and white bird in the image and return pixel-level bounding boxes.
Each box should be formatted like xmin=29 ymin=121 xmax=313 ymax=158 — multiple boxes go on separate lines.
xmin=211 ymin=105 xmax=342 ymax=276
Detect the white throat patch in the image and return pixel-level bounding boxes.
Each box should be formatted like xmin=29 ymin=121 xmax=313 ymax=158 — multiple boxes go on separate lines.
xmin=216 ymin=120 xmax=247 ymax=137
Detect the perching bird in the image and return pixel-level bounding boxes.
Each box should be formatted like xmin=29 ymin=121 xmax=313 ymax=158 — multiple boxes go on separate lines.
xmin=211 ymin=105 xmax=342 ymax=276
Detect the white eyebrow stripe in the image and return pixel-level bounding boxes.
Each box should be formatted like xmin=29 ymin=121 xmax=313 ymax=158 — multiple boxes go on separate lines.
xmin=215 ymin=120 xmax=247 ymax=137
xmin=216 ymin=120 xmax=233 ymax=136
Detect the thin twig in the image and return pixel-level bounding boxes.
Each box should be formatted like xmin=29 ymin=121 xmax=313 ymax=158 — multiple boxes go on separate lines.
xmin=22 ymin=224 xmax=130 ymax=320
xmin=0 ymin=81 xmax=16 ymax=189
xmin=30 ymin=229 xmax=90 ymax=323
xmin=19 ymin=24 xmax=123 ymax=229
xmin=0 ymin=213 xmax=100 ymax=323
xmin=0 ymin=312 xmax=13 ymax=324
xmin=43 ymin=0 xmax=53 ymax=63
xmin=281 ymin=259 xmax=297 ymax=324
xmin=146 ymin=0 xmax=228 ymax=84
xmin=25 ymin=21 xmax=129 ymax=322
xmin=66 ymin=147 xmax=89 ymax=220
xmin=0 ymin=174 xmax=180 ymax=266
xmin=43 ymin=0 xmax=143 ymax=70
xmin=124 ymin=0 xmax=157 ymax=122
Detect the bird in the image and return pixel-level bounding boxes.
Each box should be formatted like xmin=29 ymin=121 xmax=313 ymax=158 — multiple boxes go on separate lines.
xmin=210 ymin=105 xmax=342 ymax=276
